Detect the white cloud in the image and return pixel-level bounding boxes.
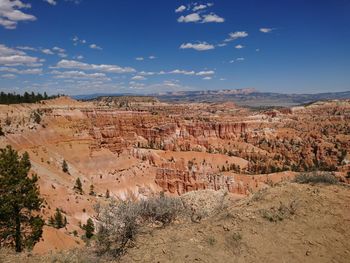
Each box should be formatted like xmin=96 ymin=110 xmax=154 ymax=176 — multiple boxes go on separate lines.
xmin=256 ymin=48 xmax=260 ymax=52
xmin=225 ymin=31 xmax=248 ymax=42
xmin=65 ymin=0 xmax=83 ymax=4
xmin=139 ymin=71 xmax=155 ymax=76
xmin=177 ymin=3 xmax=223 ymax=24
xmin=129 ymin=81 xmax=145 ymax=89
xmin=89 ymin=44 xmax=102 ymax=50
xmin=180 ymin=42 xmax=214 ymax=51
xmin=76 ymin=55 xmax=84 ymax=60
xmin=169 ymin=69 xmax=195 ymax=75
xmin=202 ymin=76 xmax=212 ymax=80
xmin=72 ymin=36 xmax=87 ymax=46
xmin=55 ymin=59 xmax=136 ymax=74
xmin=0 ymin=55 xmax=38 ymax=66
xmin=57 ymin=53 xmax=67 ymax=58
xmin=44 ymin=0 xmax=57 ymax=5
xmin=235 ymin=44 xmax=244 ymax=49
xmin=230 ymin=58 xmax=245 ymax=63
xmin=138 ymin=69 xmax=214 ymax=77
xmin=260 ymin=27 xmax=273 ymax=33
xmin=1 ymin=73 xmax=16 ymax=79
xmin=0 ymin=66 xmax=42 ymax=74
xmin=52 ymin=46 xmax=65 ymax=53
xmin=175 ymin=5 xmax=186 ymax=13
xmin=177 ymin=13 xmax=201 ymax=23
xmin=196 ymin=70 xmax=214 ymax=76
xmin=0 ymin=0 xmax=36 ymax=29
xmin=51 ymin=70 xmax=109 ymax=80
xmin=0 ymin=44 xmax=41 ymax=66
xmin=217 ymin=43 xmax=227 ymax=47
xmin=202 ymin=13 xmax=224 ymax=23
xmin=16 ymin=46 xmax=37 ymax=51
xmin=193 ymin=4 xmax=207 ymax=11
xmin=163 ymin=80 xmax=179 ymax=87
xmin=136 ymin=56 xmax=156 ymax=61
xmin=42 ymin=48 xmax=54 ymax=55
xmin=131 ymin=75 xmax=146 ymax=80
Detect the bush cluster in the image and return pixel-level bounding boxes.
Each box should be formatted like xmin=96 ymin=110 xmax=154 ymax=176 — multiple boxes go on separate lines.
xmin=294 ymin=172 xmax=338 ymax=185
xmin=94 ymin=194 xmax=183 ymax=257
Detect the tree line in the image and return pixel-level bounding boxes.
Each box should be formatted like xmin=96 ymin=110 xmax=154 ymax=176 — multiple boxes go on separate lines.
xmin=0 ymin=91 xmax=60 ymax=105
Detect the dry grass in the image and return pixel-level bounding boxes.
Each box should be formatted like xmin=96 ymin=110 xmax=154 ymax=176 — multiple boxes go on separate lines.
xmin=0 ymin=248 xmax=102 ymax=263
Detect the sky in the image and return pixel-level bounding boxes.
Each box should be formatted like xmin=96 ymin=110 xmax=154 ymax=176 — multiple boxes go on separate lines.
xmin=0 ymin=0 xmax=349 ymax=95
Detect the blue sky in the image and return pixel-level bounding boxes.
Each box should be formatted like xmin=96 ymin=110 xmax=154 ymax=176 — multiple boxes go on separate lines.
xmin=0 ymin=0 xmax=349 ymax=95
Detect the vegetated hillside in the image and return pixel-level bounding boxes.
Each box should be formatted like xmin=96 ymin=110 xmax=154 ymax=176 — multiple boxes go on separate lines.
xmin=1 ymin=182 xmax=349 ymax=263
xmin=155 ymin=90 xmax=350 ymax=107
xmin=121 ymin=182 xmax=350 ymax=263
xmin=73 ymin=89 xmax=350 ymax=107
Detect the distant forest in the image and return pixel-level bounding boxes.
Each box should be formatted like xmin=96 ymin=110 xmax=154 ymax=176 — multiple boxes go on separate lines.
xmin=0 ymin=92 xmax=59 ymax=104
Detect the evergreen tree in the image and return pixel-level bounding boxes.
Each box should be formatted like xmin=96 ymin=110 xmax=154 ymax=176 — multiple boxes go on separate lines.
xmin=48 ymin=216 xmax=54 ymax=226
xmin=53 ymin=208 xmax=64 ymax=229
xmin=0 ymin=92 xmax=59 ymax=105
xmin=73 ymin=178 xmax=83 ymax=194
xmin=83 ymin=218 xmax=94 ymax=239
xmin=89 ymin=184 xmax=95 ymax=196
xmin=0 ymin=146 xmax=44 ymax=252
xmin=62 ymin=160 xmax=69 ymax=173
xmin=31 ymin=110 xmax=41 ymax=124
xmin=105 ymin=189 xmax=110 ymax=198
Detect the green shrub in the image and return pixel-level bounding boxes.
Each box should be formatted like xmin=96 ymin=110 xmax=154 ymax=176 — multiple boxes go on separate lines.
xmin=83 ymin=218 xmax=95 ymax=239
xmin=62 ymin=160 xmax=69 ymax=173
xmin=73 ymin=178 xmax=83 ymax=194
xmin=31 ymin=110 xmax=42 ymax=124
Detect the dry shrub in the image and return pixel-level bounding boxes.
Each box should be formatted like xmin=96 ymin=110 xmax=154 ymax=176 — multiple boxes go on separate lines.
xmin=294 ymin=172 xmax=338 ymax=185
xmin=94 ymin=200 xmax=140 ymax=257
xmin=139 ymin=194 xmax=183 ymax=226
xmin=94 ymin=194 xmax=183 ymax=257
xmin=261 ymin=200 xmax=298 ymax=222
xmin=180 ymin=189 xmax=228 ymax=220
xmin=0 ymin=248 xmax=99 ymax=263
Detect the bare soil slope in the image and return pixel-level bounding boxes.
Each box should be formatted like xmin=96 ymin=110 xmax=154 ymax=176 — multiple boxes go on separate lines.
xmin=122 ymin=183 xmax=350 ymax=263
xmin=1 ymin=182 xmax=349 ymax=262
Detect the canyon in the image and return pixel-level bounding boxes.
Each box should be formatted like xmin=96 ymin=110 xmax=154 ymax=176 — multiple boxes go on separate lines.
xmin=0 ymin=96 xmax=349 ymax=253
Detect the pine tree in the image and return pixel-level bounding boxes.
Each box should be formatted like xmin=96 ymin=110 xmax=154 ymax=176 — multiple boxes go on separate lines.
xmin=62 ymin=160 xmax=69 ymax=173
xmin=73 ymin=177 xmax=83 ymax=194
xmin=53 ymin=208 xmax=64 ymax=229
xmin=105 ymin=189 xmax=110 ymax=198
xmin=83 ymin=218 xmax=94 ymax=239
xmin=89 ymin=184 xmax=95 ymax=196
xmin=48 ymin=216 xmax=54 ymax=226
xmin=0 ymin=146 xmax=44 ymax=252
